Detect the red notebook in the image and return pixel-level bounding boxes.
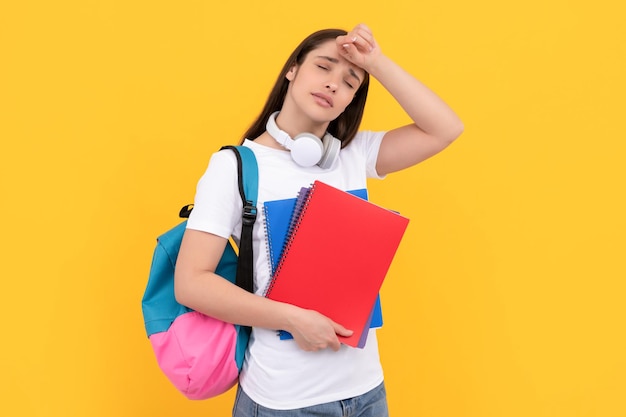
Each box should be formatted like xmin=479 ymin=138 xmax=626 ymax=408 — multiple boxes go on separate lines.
xmin=265 ymin=180 xmax=409 ymax=347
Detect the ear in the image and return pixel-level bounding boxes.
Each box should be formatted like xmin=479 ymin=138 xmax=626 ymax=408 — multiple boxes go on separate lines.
xmin=285 ymin=64 xmax=297 ymax=81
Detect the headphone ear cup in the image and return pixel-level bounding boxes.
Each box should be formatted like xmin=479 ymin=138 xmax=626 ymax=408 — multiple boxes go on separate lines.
xmin=318 ymin=135 xmax=341 ymax=169
xmin=290 ymin=133 xmax=324 ymax=167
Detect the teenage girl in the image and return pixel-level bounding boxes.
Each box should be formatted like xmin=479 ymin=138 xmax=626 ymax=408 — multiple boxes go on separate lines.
xmin=175 ymin=23 xmax=463 ymax=417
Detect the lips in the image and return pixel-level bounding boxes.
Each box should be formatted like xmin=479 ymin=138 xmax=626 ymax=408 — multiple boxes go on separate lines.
xmin=312 ymin=92 xmax=333 ymax=108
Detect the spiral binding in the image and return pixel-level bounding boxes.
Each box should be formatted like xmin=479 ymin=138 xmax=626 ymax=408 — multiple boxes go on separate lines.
xmin=262 ymin=205 xmax=275 ymax=282
xmin=264 ymin=183 xmax=315 ymax=297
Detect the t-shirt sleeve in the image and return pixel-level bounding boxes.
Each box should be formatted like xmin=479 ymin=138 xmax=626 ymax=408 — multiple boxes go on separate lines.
xmin=186 ymin=149 xmax=241 ymax=239
xmin=354 ymin=130 xmax=386 ymax=179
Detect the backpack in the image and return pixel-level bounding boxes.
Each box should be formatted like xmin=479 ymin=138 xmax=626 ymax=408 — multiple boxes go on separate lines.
xmin=141 ymin=145 xmax=258 ymax=400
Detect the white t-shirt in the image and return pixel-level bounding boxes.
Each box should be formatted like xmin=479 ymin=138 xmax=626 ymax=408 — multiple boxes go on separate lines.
xmin=187 ymin=131 xmax=386 ymax=409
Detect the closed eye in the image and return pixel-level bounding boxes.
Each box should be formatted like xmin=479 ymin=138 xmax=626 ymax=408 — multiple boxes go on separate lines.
xmin=314 ymin=55 xmax=363 ymax=86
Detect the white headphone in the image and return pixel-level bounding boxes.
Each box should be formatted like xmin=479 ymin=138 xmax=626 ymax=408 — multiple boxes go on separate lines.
xmin=266 ymin=111 xmax=341 ymax=169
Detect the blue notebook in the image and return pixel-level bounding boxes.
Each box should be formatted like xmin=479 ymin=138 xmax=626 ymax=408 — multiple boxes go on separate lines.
xmin=263 ymin=187 xmax=383 ymax=346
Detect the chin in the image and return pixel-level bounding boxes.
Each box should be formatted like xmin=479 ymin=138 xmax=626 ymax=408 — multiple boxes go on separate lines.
xmin=306 ymin=106 xmax=342 ymax=125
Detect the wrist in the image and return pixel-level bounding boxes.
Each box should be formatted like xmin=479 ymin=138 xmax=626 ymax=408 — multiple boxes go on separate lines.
xmin=274 ymin=302 xmax=301 ymax=334
xmin=363 ymin=53 xmax=391 ymax=79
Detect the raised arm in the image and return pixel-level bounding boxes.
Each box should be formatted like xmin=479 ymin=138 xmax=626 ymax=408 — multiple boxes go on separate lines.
xmin=337 ymin=24 xmax=464 ymax=175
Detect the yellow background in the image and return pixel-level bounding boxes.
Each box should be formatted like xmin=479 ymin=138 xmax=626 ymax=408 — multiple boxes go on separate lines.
xmin=1 ymin=0 xmax=625 ymax=416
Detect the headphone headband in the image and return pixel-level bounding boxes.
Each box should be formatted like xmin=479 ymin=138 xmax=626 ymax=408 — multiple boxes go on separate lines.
xmin=266 ymin=112 xmax=293 ymax=150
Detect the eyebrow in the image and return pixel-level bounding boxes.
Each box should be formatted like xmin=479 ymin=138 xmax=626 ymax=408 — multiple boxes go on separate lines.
xmin=316 ymin=55 xmax=362 ymax=84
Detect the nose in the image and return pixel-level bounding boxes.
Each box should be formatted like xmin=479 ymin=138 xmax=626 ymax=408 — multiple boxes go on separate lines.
xmin=325 ymin=81 xmax=337 ymax=92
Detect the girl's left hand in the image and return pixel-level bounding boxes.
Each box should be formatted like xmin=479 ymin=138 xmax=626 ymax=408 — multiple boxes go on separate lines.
xmin=336 ymin=23 xmax=382 ymax=71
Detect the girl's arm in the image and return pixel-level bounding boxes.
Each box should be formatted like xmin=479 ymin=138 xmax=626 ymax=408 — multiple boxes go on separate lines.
xmin=174 ymin=229 xmax=353 ymax=351
xmin=338 ymin=24 xmax=464 ymax=175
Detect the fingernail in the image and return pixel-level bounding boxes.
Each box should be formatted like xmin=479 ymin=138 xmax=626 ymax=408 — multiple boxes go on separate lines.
xmin=352 ymin=36 xmax=357 ymax=42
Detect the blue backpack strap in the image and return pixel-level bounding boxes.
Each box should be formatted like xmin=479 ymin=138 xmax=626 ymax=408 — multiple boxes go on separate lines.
xmin=220 ymin=145 xmax=258 ymax=293
xmin=221 ymin=145 xmax=258 ymax=370
xmin=233 ymin=146 xmax=259 ymax=209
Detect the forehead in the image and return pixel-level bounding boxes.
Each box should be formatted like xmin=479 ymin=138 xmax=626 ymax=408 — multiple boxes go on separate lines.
xmin=306 ymin=40 xmax=365 ymax=77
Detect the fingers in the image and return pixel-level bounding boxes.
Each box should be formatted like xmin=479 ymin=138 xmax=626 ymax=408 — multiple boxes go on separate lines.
xmin=332 ymin=321 xmax=353 ymax=338
xmin=336 ymin=23 xmax=379 ymax=68
xmin=328 ymin=338 xmax=341 ymax=352
xmin=329 ymin=322 xmax=352 ymax=351
xmin=309 ymin=321 xmax=351 ymax=352
xmin=339 ymin=23 xmax=376 ymax=53
xmin=352 ymin=24 xmax=376 ymax=52
xmin=291 ymin=315 xmax=352 ymax=352
xmin=297 ymin=335 xmax=340 ymax=352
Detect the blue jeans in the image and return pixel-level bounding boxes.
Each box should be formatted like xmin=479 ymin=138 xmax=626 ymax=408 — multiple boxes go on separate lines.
xmin=232 ymin=382 xmax=389 ymax=417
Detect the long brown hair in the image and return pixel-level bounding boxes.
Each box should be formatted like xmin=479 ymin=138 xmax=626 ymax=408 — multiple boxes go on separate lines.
xmin=241 ymin=29 xmax=370 ymax=148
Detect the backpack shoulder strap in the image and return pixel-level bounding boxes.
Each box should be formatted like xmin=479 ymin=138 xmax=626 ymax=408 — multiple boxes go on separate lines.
xmin=231 ymin=146 xmax=259 ymax=210
xmin=220 ymin=145 xmax=258 ymax=293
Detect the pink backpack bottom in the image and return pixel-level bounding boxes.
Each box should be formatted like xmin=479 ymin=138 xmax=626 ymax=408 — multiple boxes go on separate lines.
xmin=149 ymin=311 xmax=239 ymax=400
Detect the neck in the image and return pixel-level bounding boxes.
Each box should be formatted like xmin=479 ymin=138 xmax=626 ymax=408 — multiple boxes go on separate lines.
xmin=274 ymin=108 xmax=328 ymax=140
xmin=254 ymin=132 xmax=289 ymax=150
